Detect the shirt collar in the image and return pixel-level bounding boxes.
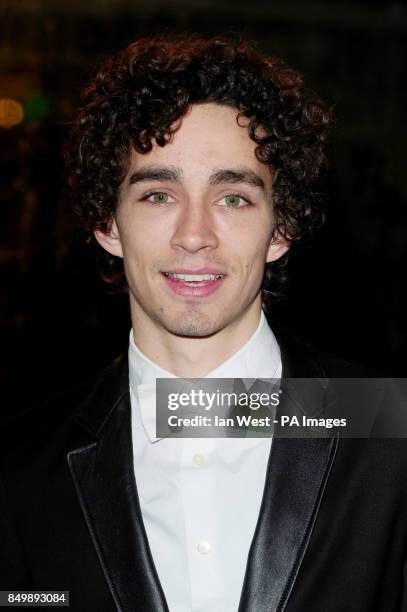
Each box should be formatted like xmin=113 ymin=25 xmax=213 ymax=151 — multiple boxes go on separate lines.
xmin=129 ymin=311 xmax=281 ymax=442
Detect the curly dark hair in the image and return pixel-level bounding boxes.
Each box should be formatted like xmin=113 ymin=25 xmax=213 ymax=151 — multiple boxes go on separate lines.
xmin=66 ymin=35 xmax=331 ymax=302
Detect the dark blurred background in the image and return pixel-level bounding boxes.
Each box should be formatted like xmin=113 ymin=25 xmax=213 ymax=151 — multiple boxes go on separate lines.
xmin=1 ymin=0 xmax=406 ymax=421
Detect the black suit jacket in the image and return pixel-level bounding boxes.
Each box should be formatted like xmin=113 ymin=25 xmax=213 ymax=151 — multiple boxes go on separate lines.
xmin=1 ymin=326 xmax=407 ymax=611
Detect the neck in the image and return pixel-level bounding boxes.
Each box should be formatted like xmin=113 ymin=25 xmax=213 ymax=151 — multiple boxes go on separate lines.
xmin=131 ymin=304 xmax=262 ymax=378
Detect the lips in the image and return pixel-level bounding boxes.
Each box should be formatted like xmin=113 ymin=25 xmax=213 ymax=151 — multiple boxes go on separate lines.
xmin=161 ymin=270 xmax=226 ymax=297
xmin=163 ymin=272 xmax=224 ymax=286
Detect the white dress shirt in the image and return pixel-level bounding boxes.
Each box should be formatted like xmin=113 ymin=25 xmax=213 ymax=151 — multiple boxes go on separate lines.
xmin=129 ymin=311 xmax=281 ymax=612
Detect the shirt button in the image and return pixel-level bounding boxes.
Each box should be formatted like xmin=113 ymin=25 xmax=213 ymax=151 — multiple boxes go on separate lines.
xmin=192 ymin=453 xmax=206 ymax=467
xmin=197 ymin=541 xmax=211 ymax=555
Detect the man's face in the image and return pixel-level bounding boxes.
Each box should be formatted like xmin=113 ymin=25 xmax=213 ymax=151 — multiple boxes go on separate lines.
xmin=95 ymin=103 xmax=288 ymax=338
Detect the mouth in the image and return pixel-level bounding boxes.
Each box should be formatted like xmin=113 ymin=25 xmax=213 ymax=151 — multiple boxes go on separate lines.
xmin=162 ymin=272 xmax=225 ymax=287
xmin=161 ymin=270 xmax=226 ymax=297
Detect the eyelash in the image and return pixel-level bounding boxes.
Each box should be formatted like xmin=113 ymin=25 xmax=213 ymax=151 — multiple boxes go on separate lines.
xmin=140 ymin=191 xmax=175 ymax=205
xmin=140 ymin=191 xmax=253 ymax=207
xmin=220 ymin=193 xmax=252 ymax=208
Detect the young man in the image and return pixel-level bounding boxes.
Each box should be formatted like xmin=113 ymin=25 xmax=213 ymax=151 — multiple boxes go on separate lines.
xmin=1 ymin=37 xmax=407 ymax=612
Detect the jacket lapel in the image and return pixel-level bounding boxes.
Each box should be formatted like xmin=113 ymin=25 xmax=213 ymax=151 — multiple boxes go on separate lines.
xmin=238 ymin=320 xmax=339 ymax=612
xmin=238 ymin=436 xmax=338 ymax=612
xmin=67 ymin=356 xmax=168 ymax=612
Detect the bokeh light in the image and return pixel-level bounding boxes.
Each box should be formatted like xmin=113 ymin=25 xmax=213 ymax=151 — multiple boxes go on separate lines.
xmin=0 ymin=98 xmax=24 ymax=128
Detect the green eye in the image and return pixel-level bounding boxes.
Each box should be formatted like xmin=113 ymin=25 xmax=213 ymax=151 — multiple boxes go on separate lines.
xmin=151 ymin=192 xmax=169 ymax=204
xmin=224 ymin=194 xmax=243 ymax=207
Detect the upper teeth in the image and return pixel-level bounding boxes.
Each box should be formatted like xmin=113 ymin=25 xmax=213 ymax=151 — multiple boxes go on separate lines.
xmin=165 ymin=273 xmax=223 ymax=281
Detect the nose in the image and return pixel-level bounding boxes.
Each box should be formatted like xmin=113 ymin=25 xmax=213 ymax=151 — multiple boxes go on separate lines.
xmin=170 ymin=202 xmax=219 ymax=254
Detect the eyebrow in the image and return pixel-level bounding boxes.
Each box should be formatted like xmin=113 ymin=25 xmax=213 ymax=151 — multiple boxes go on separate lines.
xmin=127 ymin=165 xmax=265 ymax=191
xmin=128 ymin=166 xmax=183 ymax=185
xmin=208 ymin=168 xmax=265 ymax=191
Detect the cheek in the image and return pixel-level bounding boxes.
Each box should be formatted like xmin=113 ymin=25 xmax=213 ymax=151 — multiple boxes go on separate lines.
xmin=118 ymin=216 xmax=151 ymax=252
xmin=120 ymin=213 xmax=172 ymax=254
xmin=240 ymin=234 xmax=272 ymax=267
xmin=120 ymin=231 xmax=140 ymax=260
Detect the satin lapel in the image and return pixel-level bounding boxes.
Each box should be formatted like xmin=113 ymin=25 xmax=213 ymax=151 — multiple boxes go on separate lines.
xmin=67 ymin=357 xmax=168 ymax=612
xmin=238 ymin=317 xmax=339 ymax=612
xmin=238 ymin=436 xmax=338 ymax=612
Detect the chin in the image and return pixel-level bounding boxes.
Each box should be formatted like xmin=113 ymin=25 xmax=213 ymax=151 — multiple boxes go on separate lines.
xmin=159 ymin=310 xmax=226 ymax=339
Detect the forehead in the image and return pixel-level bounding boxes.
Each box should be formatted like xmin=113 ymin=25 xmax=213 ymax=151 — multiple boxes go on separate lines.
xmin=127 ymin=103 xmax=269 ymax=177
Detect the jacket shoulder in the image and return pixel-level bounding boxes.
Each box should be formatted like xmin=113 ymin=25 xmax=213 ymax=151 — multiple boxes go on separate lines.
xmin=309 ymin=347 xmax=376 ymax=378
xmin=273 ymin=321 xmax=375 ymax=378
xmin=0 ymin=354 xmax=127 ymax=472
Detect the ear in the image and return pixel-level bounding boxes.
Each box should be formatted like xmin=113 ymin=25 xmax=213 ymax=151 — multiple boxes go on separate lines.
xmin=266 ymin=228 xmax=291 ymax=263
xmin=93 ymin=219 xmax=123 ymax=258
